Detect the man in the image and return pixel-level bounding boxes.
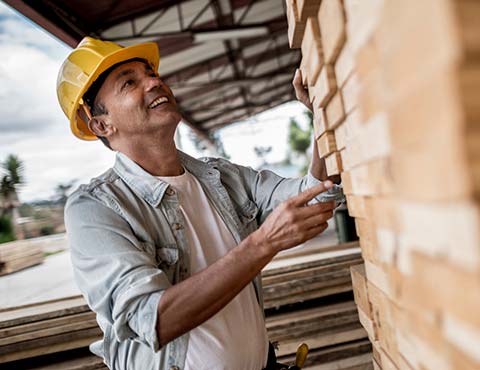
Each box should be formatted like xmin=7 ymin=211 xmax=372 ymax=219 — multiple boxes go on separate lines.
xmin=57 ymin=37 xmax=339 ymax=370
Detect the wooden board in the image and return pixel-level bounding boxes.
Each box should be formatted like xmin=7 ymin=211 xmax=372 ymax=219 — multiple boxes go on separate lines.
xmin=325 ymin=91 xmax=346 ymax=129
xmin=325 ymin=151 xmax=343 ymax=176
xmin=318 ymin=0 xmax=346 ymax=63
xmin=287 ymin=0 xmax=306 ymax=48
xmin=350 ymin=264 xmax=371 ymax=315
xmin=311 ymin=64 xmax=337 ymax=108
xmin=317 ymin=131 xmax=337 ymax=158
xmin=296 ymin=0 xmax=322 ymax=22
xmin=313 ymin=105 xmax=328 ymax=139
xmin=0 ymin=296 xmax=88 ymax=329
xmin=0 ymin=329 xmax=102 ymax=363
xmin=276 ymin=326 xmax=367 ymax=357
xmin=301 ymin=17 xmax=324 ymax=85
xmin=342 ymin=72 xmax=360 ymax=115
xmin=0 ymin=311 xmax=95 ymax=342
xmin=335 ymin=41 xmax=355 ymax=88
xmin=335 ymin=122 xmax=347 ymax=150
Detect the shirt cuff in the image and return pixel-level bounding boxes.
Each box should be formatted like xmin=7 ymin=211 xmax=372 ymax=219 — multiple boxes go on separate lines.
xmin=306 ymin=170 xmax=323 ymax=188
xmin=128 ymin=291 xmax=164 ymax=352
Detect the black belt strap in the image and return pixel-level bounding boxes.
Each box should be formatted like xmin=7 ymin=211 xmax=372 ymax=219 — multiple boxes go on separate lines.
xmin=262 ymin=342 xmax=289 ymax=370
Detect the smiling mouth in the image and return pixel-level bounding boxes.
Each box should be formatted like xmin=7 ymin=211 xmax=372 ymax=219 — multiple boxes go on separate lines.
xmin=148 ymin=96 xmax=169 ymax=109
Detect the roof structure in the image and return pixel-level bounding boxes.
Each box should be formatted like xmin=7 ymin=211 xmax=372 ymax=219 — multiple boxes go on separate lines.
xmin=5 ymin=0 xmax=300 ymax=138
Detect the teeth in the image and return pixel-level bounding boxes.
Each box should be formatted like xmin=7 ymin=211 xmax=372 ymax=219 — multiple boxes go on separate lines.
xmin=148 ymin=96 xmax=168 ymax=109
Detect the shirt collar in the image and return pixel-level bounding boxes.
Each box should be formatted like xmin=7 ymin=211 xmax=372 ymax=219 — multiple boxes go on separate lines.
xmin=113 ymin=150 xmax=219 ymax=207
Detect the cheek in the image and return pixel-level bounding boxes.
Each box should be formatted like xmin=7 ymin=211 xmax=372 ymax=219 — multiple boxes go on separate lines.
xmin=111 ymin=96 xmax=145 ymax=118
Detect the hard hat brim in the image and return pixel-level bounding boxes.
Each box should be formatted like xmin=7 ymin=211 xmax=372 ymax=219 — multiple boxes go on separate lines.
xmin=71 ymin=42 xmax=160 ymax=141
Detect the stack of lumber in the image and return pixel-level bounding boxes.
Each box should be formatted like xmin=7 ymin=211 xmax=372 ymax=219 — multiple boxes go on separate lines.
xmin=267 ymin=302 xmax=372 ymax=369
xmin=262 ymin=243 xmax=363 ymax=309
xmin=286 ymin=0 xmax=480 ymax=369
xmin=0 ymin=295 xmax=103 ymax=367
xmin=2 ymin=349 xmax=106 ymax=370
xmin=263 ymin=242 xmax=373 ymax=369
xmin=0 ymin=238 xmax=45 ymax=276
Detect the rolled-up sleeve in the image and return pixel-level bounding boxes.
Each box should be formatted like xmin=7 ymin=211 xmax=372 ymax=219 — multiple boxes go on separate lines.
xmin=65 ymin=191 xmax=170 ymax=352
xmin=233 ymin=162 xmax=323 ymax=223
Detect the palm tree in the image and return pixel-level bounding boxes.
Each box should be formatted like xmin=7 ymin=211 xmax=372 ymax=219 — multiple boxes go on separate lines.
xmin=0 ymin=154 xmax=23 ymax=211
xmin=55 ymin=180 xmax=76 ymax=205
xmin=0 ymin=155 xmax=24 ymax=240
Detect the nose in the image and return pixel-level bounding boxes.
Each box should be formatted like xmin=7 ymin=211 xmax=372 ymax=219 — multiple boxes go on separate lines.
xmin=145 ymin=75 xmax=162 ymax=92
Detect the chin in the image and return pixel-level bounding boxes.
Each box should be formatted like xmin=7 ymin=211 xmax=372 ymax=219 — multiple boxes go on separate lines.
xmin=154 ymin=111 xmax=182 ymax=129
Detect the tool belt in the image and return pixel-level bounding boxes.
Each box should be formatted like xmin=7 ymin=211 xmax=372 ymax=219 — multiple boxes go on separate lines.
xmin=261 ymin=342 xmax=290 ymax=370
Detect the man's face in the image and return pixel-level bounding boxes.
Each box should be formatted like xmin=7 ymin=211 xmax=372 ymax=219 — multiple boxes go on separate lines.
xmin=94 ymin=60 xmax=181 ymax=141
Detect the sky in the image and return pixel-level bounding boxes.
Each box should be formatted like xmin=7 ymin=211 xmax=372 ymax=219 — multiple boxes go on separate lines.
xmin=0 ymin=1 xmax=309 ymax=203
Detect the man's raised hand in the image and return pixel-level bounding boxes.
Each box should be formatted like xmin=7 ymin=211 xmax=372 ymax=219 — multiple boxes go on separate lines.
xmin=253 ymin=181 xmax=336 ymax=255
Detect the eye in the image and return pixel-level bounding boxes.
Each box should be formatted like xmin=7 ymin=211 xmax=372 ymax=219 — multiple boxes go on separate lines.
xmin=121 ymin=79 xmax=135 ymax=90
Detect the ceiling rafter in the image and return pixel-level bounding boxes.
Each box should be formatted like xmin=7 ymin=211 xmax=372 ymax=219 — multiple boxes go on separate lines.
xmin=169 ymin=70 xmax=292 ymax=88
xmin=195 ymin=83 xmax=295 ymax=123
xmin=202 ymin=96 xmax=292 ymax=130
xmin=105 ymin=22 xmax=273 ymax=42
xmin=174 ymin=60 xmax=298 ymax=104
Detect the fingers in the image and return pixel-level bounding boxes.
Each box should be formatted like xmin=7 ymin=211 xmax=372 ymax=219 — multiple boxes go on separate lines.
xmin=301 ymin=210 xmax=334 ymax=229
xmin=293 ymin=69 xmax=303 ymax=90
xmin=290 ymin=181 xmax=334 ymax=206
xmin=304 ymin=222 xmax=329 ymax=240
xmin=294 ymin=200 xmax=335 ymax=220
xmin=293 ymin=69 xmax=313 ymax=111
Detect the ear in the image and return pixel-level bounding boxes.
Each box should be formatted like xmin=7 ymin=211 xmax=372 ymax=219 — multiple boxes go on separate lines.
xmin=87 ymin=116 xmax=116 ymax=139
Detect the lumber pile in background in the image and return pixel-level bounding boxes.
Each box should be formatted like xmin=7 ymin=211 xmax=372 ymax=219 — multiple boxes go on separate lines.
xmin=286 ymin=0 xmax=480 ymax=369
xmin=0 ymin=238 xmax=45 ymax=276
xmin=0 ymin=296 xmax=104 ymax=369
xmin=263 ymin=242 xmax=373 ymax=369
xmin=262 ymin=245 xmax=362 ymax=309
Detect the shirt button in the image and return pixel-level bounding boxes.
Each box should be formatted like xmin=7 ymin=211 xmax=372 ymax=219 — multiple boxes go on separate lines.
xmin=173 ymin=223 xmax=183 ymax=230
xmin=166 ymin=188 xmax=176 ymax=195
xmin=170 ymin=366 xmax=180 ymax=370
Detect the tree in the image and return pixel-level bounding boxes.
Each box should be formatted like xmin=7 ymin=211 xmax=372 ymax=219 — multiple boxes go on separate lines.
xmin=55 ymin=181 xmax=76 ymax=205
xmin=0 ymin=154 xmax=24 ymax=216
xmin=288 ymin=111 xmax=313 ymax=175
xmin=0 ymin=154 xmax=25 ymax=241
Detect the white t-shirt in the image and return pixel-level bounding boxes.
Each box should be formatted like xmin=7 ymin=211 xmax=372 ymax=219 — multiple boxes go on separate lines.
xmin=157 ymin=169 xmax=269 ymax=370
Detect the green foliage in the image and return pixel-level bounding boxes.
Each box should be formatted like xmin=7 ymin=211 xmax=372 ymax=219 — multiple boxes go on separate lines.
xmin=0 ymin=154 xmax=24 ymax=202
xmin=288 ymin=117 xmax=312 ymax=154
xmin=305 ymin=110 xmax=313 ymax=127
xmin=0 ymin=215 xmax=15 ymax=243
xmin=3 ymin=155 xmax=24 ymax=185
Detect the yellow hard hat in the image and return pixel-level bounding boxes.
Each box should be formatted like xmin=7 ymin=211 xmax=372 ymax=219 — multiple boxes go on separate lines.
xmin=56 ymin=36 xmax=160 ymax=140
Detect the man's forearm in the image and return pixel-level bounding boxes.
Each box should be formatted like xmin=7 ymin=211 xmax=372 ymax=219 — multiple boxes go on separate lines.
xmin=156 ymin=182 xmax=336 ymax=347
xmin=310 ymin=138 xmax=328 ymax=180
xmin=156 ymin=232 xmax=274 ymax=347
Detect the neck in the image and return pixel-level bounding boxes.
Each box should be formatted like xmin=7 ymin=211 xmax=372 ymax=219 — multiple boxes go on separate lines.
xmin=116 ymin=135 xmax=184 ymax=177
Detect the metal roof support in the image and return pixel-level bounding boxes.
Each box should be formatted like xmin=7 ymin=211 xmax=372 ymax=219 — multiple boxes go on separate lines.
xmin=198 ymin=87 xmax=295 ymax=123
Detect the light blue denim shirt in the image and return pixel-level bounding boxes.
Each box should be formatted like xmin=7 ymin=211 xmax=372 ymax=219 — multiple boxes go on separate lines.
xmin=65 ymin=150 xmax=322 ymax=370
